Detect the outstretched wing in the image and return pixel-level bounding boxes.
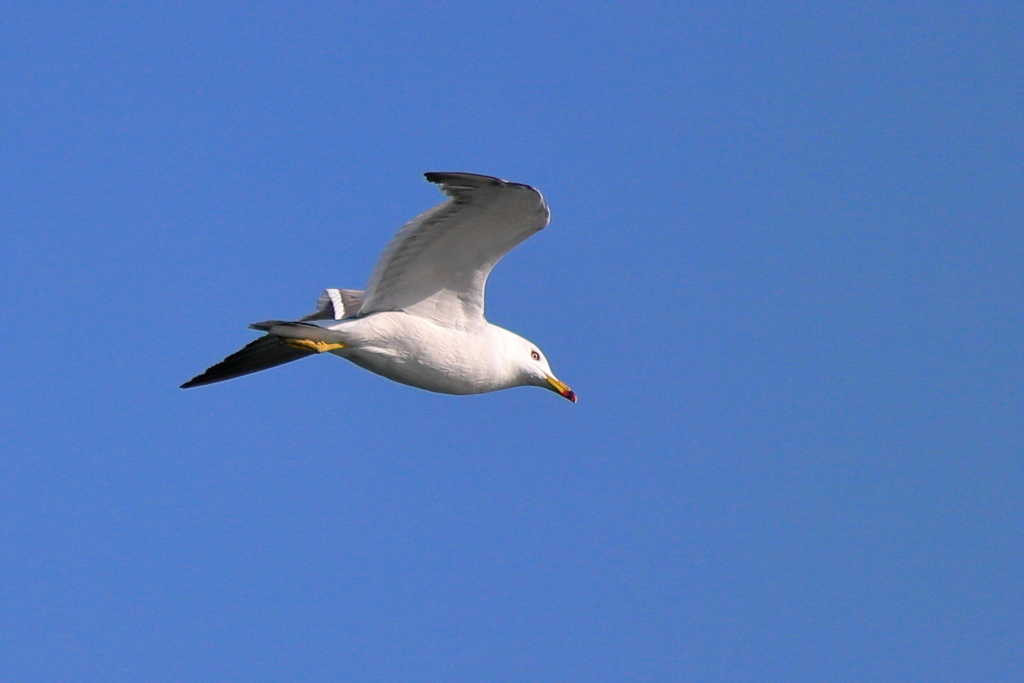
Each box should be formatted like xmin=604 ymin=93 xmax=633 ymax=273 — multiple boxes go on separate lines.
xmin=180 ymin=336 xmax=314 ymax=388
xmin=358 ymin=172 xmax=550 ymax=328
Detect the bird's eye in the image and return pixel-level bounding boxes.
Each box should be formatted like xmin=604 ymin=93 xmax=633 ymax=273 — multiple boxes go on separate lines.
xmin=531 ymin=351 xmax=540 ymax=361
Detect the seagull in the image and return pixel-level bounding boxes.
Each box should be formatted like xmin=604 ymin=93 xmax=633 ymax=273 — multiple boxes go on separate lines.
xmin=181 ymin=172 xmax=576 ymax=402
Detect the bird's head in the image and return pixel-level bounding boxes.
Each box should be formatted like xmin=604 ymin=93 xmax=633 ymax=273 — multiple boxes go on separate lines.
xmin=505 ymin=332 xmax=576 ymax=403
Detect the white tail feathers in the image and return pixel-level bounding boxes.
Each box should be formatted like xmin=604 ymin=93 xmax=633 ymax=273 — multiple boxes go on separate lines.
xmin=301 ymin=288 xmax=365 ymax=321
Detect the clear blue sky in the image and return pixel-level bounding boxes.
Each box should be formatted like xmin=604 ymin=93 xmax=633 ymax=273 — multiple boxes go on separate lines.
xmin=1 ymin=2 xmax=1021 ymax=681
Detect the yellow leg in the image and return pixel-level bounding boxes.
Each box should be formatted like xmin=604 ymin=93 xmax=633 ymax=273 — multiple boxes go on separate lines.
xmin=281 ymin=338 xmax=346 ymax=353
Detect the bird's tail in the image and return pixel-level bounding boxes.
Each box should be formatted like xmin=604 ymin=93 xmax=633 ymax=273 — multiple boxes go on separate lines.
xmin=180 ymin=288 xmax=364 ymax=389
xmin=300 ymin=288 xmax=365 ymax=321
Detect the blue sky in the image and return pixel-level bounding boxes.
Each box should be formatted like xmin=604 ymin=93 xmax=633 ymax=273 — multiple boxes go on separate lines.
xmin=1 ymin=2 xmax=1021 ymax=681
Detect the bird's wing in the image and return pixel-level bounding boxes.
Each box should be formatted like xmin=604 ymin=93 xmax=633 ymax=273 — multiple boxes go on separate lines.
xmin=180 ymin=335 xmax=314 ymax=388
xmin=358 ymin=172 xmax=550 ymax=328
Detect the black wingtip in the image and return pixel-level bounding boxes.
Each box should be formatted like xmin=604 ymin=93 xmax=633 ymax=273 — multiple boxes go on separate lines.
xmin=424 ymin=171 xmax=504 ymax=186
xmin=179 ymin=335 xmax=314 ymax=389
xmin=179 ymin=373 xmax=218 ymax=389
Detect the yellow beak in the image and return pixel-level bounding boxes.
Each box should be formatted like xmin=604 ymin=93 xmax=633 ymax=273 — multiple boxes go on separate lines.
xmin=546 ymin=376 xmax=577 ymax=403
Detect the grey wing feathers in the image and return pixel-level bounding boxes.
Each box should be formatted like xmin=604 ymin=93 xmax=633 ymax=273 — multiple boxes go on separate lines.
xmin=180 ymin=336 xmax=314 ymax=388
xmin=359 ymin=172 xmax=550 ymax=325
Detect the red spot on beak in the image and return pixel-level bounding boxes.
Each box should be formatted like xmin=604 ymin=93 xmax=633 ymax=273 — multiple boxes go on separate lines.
xmin=546 ymin=376 xmax=576 ymax=403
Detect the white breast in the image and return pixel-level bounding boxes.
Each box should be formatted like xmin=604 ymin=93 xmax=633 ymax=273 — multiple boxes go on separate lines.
xmin=335 ymin=312 xmax=519 ymax=395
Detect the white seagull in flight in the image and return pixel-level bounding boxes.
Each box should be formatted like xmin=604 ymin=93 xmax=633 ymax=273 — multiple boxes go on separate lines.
xmin=181 ymin=172 xmax=576 ymax=402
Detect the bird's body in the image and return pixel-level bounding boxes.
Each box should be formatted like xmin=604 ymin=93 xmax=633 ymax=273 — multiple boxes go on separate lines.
xmin=182 ymin=172 xmax=576 ymax=402
xmin=288 ymin=313 xmax=541 ymax=395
